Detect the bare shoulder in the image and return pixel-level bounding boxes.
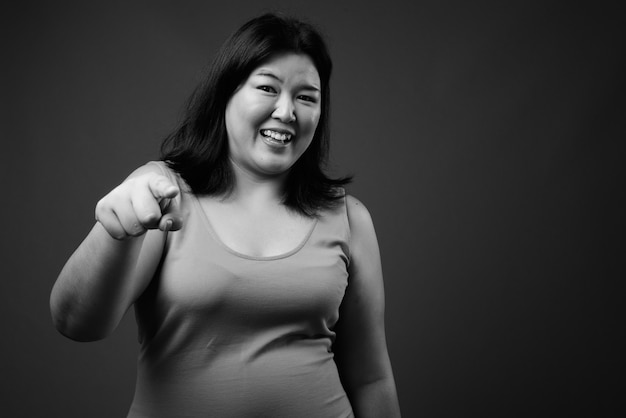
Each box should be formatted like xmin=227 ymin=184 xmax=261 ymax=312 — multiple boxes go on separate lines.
xmin=346 ymin=195 xmax=376 ymax=235
xmin=345 ymin=194 xmax=380 ymax=256
xmin=125 ymin=160 xmax=169 ymax=179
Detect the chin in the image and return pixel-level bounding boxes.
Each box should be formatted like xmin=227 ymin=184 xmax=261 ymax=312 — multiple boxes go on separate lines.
xmin=256 ymin=155 xmax=293 ymax=172
xmin=263 ymin=166 xmax=291 ymax=177
xmin=259 ymin=161 xmax=295 ymax=177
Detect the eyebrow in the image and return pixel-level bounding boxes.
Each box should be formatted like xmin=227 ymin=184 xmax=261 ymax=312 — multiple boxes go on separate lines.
xmin=255 ymin=70 xmax=321 ymax=92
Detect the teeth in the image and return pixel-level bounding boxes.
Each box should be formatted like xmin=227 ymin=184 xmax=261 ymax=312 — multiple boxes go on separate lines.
xmin=261 ymin=129 xmax=292 ymax=142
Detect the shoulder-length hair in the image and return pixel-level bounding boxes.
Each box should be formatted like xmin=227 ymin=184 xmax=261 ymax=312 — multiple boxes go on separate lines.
xmin=161 ymin=13 xmax=350 ymax=216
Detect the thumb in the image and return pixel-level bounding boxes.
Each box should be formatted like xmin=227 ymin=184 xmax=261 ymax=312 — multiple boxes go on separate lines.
xmin=149 ymin=174 xmax=179 ymax=201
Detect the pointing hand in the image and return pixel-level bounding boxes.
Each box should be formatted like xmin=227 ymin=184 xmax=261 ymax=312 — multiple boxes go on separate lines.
xmin=95 ymin=172 xmax=183 ymax=240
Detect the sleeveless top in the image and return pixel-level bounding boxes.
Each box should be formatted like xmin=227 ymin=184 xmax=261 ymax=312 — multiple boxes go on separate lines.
xmin=127 ymin=162 xmax=355 ymax=418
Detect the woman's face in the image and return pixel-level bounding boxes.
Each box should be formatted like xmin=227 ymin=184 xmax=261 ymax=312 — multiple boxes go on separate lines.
xmin=225 ymin=53 xmax=321 ymax=179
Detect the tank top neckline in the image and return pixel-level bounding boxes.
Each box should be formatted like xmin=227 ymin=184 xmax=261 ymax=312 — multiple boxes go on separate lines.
xmin=190 ymin=194 xmax=319 ymax=261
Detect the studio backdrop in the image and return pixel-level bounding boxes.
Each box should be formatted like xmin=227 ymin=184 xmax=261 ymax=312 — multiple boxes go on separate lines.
xmin=2 ymin=1 xmax=624 ymax=417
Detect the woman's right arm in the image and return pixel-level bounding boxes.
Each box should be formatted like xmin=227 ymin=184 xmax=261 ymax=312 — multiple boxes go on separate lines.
xmin=50 ymin=164 xmax=182 ymax=342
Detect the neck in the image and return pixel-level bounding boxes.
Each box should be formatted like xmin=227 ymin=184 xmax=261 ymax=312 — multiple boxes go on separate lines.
xmin=226 ymin=159 xmax=288 ymax=206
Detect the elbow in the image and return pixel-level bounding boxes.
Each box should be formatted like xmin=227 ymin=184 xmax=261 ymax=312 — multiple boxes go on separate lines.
xmin=51 ymin=314 xmax=109 ymax=342
xmin=49 ymin=293 xmax=111 ymax=342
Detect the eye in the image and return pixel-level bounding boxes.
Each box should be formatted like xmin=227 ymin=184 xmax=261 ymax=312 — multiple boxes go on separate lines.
xmin=258 ymin=85 xmax=277 ymax=93
xmin=297 ymin=95 xmax=317 ymax=103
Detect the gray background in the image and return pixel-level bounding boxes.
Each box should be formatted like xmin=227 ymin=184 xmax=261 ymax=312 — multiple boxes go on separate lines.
xmin=2 ymin=1 xmax=624 ymax=416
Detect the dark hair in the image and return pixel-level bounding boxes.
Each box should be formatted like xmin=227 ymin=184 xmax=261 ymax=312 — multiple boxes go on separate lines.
xmin=160 ymin=13 xmax=350 ymax=216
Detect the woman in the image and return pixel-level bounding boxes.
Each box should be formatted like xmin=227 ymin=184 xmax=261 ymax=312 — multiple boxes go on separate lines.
xmin=51 ymin=13 xmax=400 ymax=418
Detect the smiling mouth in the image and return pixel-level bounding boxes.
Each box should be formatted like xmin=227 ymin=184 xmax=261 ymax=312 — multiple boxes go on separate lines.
xmin=260 ymin=129 xmax=293 ymax=145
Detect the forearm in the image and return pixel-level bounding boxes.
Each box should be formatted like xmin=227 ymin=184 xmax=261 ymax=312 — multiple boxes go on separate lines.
xmin=50 ymin=223 xmax=149 ymax=341
xmin=349 ymin=377 xmax=401 ymax=418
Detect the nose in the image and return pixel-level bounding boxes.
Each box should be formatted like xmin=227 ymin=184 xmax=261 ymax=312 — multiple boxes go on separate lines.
xmin=271 ymin=94 xmax=296 ymax=123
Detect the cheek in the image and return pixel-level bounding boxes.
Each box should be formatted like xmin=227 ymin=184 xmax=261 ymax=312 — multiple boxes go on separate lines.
xmin=298 ymin=117 xmax=319 ymax=151
xmin=226 ymin=95 xmax=270 ymax=134
xmin=224 ymin=101 xmax=241 ymax=138
xmin=304 ymin=110 xmax=321 ymax=133
xmin=243 ymin=101 xmax=271 ymax=123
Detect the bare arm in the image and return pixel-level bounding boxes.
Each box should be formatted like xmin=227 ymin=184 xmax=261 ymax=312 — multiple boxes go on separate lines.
xmin=334 ymin=195 xmax=401 ymax=417
xmin=50 ymin=164 xmax=182 ymax=341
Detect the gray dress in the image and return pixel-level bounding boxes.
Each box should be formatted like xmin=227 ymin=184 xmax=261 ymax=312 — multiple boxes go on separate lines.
xmin=127 ymin=162 xmax=354 ymax=418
